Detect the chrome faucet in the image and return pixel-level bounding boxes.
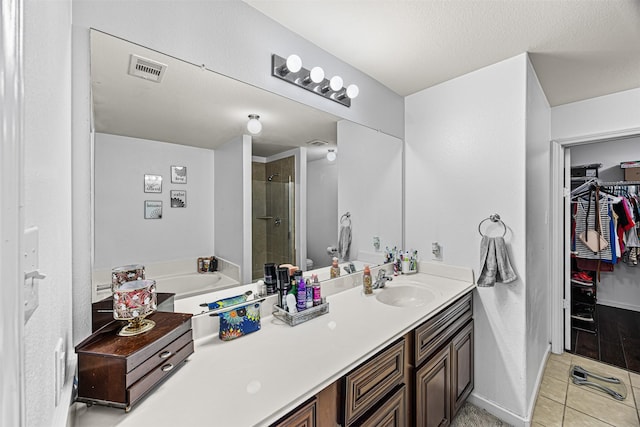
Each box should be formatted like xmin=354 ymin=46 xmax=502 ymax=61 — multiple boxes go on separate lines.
xmin=373 ymin=270 xmax=392 ymax=289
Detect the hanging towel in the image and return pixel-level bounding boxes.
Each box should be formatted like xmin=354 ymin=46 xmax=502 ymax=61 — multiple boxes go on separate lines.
xmin=338 ymin=224 xmax=352 ymax=261
xmin=477 ymin=236 xmax=517 ymax=287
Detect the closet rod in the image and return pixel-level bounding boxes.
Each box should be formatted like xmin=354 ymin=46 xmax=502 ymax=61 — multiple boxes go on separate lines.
xmin=599 ymin=181 xmax=640 ymax=186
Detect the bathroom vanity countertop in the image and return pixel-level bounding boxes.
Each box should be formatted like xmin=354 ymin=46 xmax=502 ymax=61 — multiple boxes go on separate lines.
xmin=73 ymin=263 xmax=475 ymax=426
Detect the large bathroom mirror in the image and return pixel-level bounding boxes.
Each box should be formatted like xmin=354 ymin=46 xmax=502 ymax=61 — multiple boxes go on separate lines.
xmin=90 ymin=29 xmax=403 ymax=313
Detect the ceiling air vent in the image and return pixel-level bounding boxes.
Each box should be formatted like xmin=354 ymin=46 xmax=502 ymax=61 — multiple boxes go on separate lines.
xmin=306 ymin=139 xmax=329 ymax=147
xmin=128 ymin=54 xmax=167 ymax=83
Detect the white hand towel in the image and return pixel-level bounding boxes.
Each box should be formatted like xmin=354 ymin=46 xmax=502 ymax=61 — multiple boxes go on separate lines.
xmin=478 ymin=236 xmax=516 ymax=287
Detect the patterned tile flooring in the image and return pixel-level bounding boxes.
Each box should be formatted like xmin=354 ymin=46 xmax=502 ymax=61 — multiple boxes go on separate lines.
xmin=532 ymin=352 xmax=640 ymax=426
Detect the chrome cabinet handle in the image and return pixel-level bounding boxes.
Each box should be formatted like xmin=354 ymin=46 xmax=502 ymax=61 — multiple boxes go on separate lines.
xmin=161 ymin=364 xmax=174 ymax=372
xmin=159 ymin=351 xmax=172 ymax=359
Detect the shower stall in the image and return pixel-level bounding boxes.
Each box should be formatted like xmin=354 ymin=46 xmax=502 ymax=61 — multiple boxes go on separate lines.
xmin=252 ymin=156 xmax=296 ymax=280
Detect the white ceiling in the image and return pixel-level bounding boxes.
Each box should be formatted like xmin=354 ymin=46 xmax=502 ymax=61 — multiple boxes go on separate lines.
xmin=245 ymin=0 xmax=640 ymax=106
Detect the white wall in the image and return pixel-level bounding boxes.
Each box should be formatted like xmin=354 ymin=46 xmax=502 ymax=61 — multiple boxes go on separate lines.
xmin=405 ymin=54 xmax=529 ymax=421
xmin=307 ymin=158 xmax=338 ymax=268
xmin=215 ymin=135 xmax=252 ymax=284
xmin=94 ymin=133 xmax=215 ymax=269
xmin=570 ymin=136 xmax=640 ymax=311
xmin=23 ymin=0 xmax=74 ymax=426
xmin=337 ymin=121 xmax=403 ymax=263
xmin=524 ymin=58 xmax=552 ymax=414
xmin=552 ymin=88 xmax=640 ymax=140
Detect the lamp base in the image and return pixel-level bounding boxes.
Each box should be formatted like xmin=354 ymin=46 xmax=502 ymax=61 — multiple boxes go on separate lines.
xmin=117 ymin=318 xmax=156 ymax=336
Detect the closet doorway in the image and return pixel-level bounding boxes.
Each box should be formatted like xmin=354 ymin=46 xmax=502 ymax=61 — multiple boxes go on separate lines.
xmin=556 ymin=133 xmax=640 ymax=373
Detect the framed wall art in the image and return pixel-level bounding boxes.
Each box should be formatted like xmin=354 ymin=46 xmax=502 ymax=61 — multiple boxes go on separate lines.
xmin=144 ymin=174 xmax=162 ymax=193
xmin=171 ymin=166 xmax=187 ymax=184
xmin=170 ymin=190 xmax=187 ymax=208
xmin=144 ymin=200 xmax=163 ymax=219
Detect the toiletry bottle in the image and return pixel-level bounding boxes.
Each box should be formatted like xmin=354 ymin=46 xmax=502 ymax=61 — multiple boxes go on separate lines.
xmin=264 ymin=263 xmax=277 ymax=295
xmin=277 ymin=267 xmax=290 ymax=310
xmin=330 ymin=257 xmax=340 ymax=279
xmin=363 ymin=265 xmax=373 ymax=295
xmin=312 ymin=274 xmax=322 ymax=306
xmin=297 ymin=277 xmax=307 ymax=312
xmin=305 ymin=278 xmax=313 ymax=309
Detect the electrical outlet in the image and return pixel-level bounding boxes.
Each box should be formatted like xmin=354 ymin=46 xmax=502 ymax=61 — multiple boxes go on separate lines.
xmin=373 ymin=236 xmax=380 ymax=251
xmin=432 ymin=242 xmax=443 ymax=261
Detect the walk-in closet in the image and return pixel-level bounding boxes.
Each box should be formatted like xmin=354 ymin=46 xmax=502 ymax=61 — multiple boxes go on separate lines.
xmin=567 ymin=136 xmax=640 ymax=373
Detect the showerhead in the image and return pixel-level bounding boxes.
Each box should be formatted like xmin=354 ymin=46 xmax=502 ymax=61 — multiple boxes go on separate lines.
xmin=267 ymin=173 xmax=279 ymax=181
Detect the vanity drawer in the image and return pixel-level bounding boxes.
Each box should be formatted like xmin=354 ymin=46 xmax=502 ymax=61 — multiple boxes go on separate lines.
xmin=414 ymin=292 xmax=472 ymax=367
xmin=128 ymin=339 xmax=194 ymax=407
xmin=126 ymin=329 xmax=193 ymax=387
xmin=342 ymin=338 xmax=405 ymax=426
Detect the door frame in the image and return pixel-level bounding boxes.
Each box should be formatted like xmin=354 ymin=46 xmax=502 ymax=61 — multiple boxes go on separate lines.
xmin=550 ymin=127 xmax=640 ymax=353
xmin=0 ymin=0 xmax=25 ymax=424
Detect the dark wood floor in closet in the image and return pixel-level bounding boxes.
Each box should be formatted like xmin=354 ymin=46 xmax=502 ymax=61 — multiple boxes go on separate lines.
xmin=571 ymin=304 xmax=640 ymax=373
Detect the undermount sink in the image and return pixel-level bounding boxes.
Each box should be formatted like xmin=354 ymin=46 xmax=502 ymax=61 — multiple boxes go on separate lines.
xmin=376 ymin=285 xmax=435 ymax=307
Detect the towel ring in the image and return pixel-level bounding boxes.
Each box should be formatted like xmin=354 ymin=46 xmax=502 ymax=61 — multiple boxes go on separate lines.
xmin=478 ymin=214 xmax=507 ymax=237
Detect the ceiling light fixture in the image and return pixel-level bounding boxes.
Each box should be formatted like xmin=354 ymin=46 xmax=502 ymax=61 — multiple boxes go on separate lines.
xmin=271 ymin=54 xmax=359 ymax=107
xmin=327 ymin=149 xmax=337 ymax=162
xmin=247 ymin=114 xmax=262 ymax=135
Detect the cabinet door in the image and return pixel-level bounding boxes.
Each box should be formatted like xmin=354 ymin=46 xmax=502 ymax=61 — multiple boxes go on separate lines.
xmin=451 ymin=322 xmax=473 ymax=417
xmin=272 ymin=399 xmax=316 ymax=427
xmin=360 ymin=385 xmax=407 ymax=427
xmin=415 ymin=345 xmax=450 ymax=427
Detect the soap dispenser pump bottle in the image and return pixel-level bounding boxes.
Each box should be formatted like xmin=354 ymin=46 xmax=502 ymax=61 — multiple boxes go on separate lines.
xmin=363 ymin=265 xmax=373 ymax=295
xmin=330 ymin=257 xmax=340 ymax=279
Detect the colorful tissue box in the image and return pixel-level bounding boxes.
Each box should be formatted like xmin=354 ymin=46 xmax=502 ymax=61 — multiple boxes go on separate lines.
xmin=217 ymin=301 xmax=262 ymax=341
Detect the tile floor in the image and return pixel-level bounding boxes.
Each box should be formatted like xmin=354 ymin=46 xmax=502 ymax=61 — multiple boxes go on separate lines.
xmin=572 ymin=304 xmax=640 ymax=373
xmin=532 ymin=352 xmax=640 ymax=426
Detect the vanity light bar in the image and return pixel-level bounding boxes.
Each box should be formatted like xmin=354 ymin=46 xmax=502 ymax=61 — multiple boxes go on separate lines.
xmin=271 ymin=54 xmax=357 ymax=108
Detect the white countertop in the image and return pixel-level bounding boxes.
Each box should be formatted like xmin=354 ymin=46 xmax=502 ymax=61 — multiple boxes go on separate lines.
xmin=73 ymin=263 xmax=475 ymax=427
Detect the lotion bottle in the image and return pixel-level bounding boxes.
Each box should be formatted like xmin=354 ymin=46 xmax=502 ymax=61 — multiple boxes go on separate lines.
xmin=330 ymin=257 xmax=341 ymax=279
xmin=363 ymin=265 xmax=373 ymax=295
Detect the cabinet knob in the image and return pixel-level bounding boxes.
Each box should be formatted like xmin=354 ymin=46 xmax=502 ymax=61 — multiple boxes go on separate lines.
xmin=159 ymin=351 xmax=172 ymax=359
xmin=161 ymin=364 xmax=174 ymax=372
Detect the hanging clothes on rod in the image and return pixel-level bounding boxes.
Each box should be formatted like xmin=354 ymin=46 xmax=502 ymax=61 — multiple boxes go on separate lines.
xmin=571 ymin=182 xmax=640 ymax=273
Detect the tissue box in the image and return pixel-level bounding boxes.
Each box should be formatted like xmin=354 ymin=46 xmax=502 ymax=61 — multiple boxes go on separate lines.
xmin=217 ymin=301 xmax=262 ymax=341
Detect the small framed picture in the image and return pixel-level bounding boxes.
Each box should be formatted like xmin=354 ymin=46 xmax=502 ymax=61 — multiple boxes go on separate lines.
xmin=144 ymin=200 xmax=163 ymax=219
xmin=144 ymin=174 xmax=162 ymax=193
xmin=171 ymin=166 xmax=187 ymax=184
xmin=170 ymin=190 xmax=187 ymax=208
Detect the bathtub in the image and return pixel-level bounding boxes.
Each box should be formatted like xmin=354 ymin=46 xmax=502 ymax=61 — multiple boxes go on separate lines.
xmin=154 ymin=272 xmax=236 ymax=299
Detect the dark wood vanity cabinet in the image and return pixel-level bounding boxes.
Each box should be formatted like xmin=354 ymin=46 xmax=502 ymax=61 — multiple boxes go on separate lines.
xmin=414 ymin=293 xmax=474 ymax=427
xmin=273 ymin=291 xmax=474 ymax=427
xmin=75 ymin=311 xmax=193 ymax=411
xmin=339 ymin=337 xmax=409 ymax=427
